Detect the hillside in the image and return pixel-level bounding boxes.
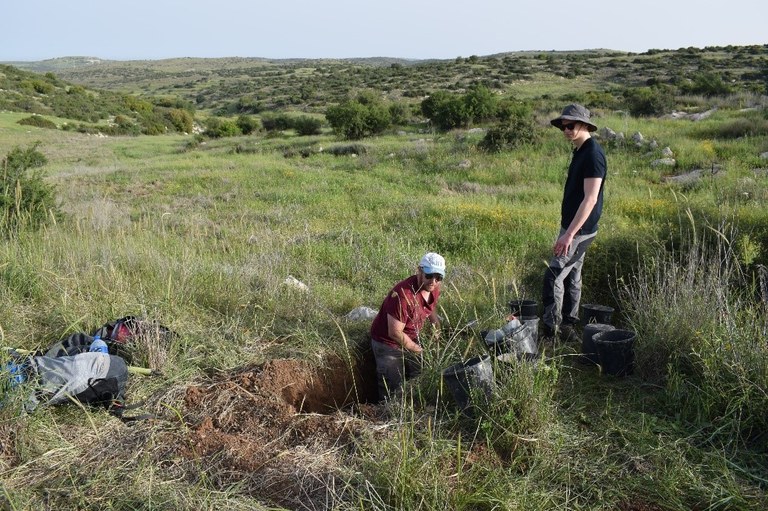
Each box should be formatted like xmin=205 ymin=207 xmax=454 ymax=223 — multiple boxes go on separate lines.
xmin=0 ymin=64 xmax=194 ymax=135
xmin=4 ymin=45 xmax=767 ymax=117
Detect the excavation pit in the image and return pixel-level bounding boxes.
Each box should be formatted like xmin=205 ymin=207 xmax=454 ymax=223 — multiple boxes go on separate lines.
xmin=179 ymin=350 xmax=383 ymax=508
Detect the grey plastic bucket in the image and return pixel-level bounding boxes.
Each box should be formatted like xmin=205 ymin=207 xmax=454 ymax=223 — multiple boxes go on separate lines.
xmin=485 ymin=322 xmax=538 ymax=358
xmin=442 ymin=355 xmax=494 ymax=411
xmin=581 ymin=323 xmax=615 ymax=364
xmin=594 ymin=329 xmax=636 ymax=376
xmin=509 ymin=299 xmax=538 ymax=318
xmin=515 ymin=318 xmax=539 ymax=355
xmin=581 ymin=304 xmax=614 ymax=326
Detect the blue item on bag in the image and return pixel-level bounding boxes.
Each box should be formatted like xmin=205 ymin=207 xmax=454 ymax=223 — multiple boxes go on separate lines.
xmin=89 ymin=334 xmax=109 ymax=354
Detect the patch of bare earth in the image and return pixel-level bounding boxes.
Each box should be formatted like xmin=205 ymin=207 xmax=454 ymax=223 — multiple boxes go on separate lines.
xmin=179 ymin=355 xmax=384 ymax=510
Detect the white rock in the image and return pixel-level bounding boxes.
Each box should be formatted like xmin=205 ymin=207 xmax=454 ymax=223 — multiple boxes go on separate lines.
xmin=345 ymin=306 xmax=378 ymax=321
xmin=651 ymin=158 xmax=676 ymax=167
xmin=283 ymin=275 xmax=309 ymax=292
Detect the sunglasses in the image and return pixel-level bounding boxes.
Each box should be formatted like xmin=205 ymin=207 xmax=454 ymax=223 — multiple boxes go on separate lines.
xmin=423 ymin=272 xmax=443 ymax=282
xmin=559 ymin=122 xmax=578 ymax=132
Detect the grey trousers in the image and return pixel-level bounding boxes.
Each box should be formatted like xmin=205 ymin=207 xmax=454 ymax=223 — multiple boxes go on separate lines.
xmin=371 ymin=339 xmax=422 ymax=402
xmin=542 ymin=229 xmax=597 ymax=331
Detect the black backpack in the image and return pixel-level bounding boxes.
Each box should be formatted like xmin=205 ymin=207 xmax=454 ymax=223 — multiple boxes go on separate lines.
xmin=44 ymin=316 xmax=175 ymax=363
xmin=27 ymin=316 xmax=171 ymax=419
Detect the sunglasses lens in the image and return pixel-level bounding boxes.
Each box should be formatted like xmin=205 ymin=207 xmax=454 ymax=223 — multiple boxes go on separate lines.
xmin=425 ymin=273 xmax=443 ymax=281
xmin=560 ymin=122 xmax=576 ymax=131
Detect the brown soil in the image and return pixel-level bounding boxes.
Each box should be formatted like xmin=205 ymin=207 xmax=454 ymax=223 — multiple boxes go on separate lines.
xmin=179 ymin=352 xmax=384 ymax=509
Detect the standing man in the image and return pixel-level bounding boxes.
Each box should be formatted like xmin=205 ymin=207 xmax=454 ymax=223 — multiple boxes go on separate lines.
xmin=542 ymin=104 xmax=606 ymax=341
xmin=370 ymin=252 xmax=445 ymax=401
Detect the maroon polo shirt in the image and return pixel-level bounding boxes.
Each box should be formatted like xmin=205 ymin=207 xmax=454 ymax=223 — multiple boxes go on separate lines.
xmin=370 ymin=275 xmax=440 ymax=349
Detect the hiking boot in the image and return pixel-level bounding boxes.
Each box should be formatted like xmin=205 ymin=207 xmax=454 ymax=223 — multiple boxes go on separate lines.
xmin=559 ymin=324 xmax=580 ymax=343
xmin=540 ymin=324 xmax=556 ymax=342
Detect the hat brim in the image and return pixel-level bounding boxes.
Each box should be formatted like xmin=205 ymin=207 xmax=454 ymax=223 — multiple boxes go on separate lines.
xmin=420 ymin=265 xmax=445 ymax=276
xmin=550 ymin=116 xmax=597 ymax=132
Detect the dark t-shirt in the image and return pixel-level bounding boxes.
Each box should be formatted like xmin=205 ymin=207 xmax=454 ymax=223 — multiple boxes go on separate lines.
xmin=370 ymin=275 xmax=440 ymax=349
xmin=561 ymin=137 xmax=607 ymax=235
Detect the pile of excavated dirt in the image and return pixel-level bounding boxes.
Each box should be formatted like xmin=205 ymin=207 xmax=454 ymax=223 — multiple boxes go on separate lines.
xmin=179 ymin=354 xmax=385 ymax=508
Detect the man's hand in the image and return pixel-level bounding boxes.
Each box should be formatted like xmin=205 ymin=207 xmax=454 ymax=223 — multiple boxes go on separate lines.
xmin=388 ymin=313 xmax=423 ymax=353
xmin=407 ymin=341 xmax=423 ymax=354
xmin=554 ymin=231 xmax=574 ymax=257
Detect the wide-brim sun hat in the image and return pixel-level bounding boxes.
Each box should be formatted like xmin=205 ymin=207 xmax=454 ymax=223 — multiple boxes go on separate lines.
xmin=550 ymin=103 xmax=598 ymax=132
xmin=419 ymin=252 xmax=446 ymax=276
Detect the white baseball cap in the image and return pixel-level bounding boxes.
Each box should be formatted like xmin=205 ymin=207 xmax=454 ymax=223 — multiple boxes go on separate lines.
xmin=419 ymin=252 xmax=446 ymax=276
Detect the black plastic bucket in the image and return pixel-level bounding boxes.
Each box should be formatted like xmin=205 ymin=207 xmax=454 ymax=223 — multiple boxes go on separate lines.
xmin=509 ymin=299 xmax=538 ymax=318
xmin=593 ymin=329 xmax=636 ymax=376
xmin=442 ymin=355 xmax=494 ymax=411
xmin=581 ymin=304 xmax=614 ymax=326
xmin=581 ymin=323 xmax=615 ymax=364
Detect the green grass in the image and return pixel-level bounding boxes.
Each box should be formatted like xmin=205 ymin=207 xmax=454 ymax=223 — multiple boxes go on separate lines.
xmin=1 ymin=102 xmax=767 ymax=510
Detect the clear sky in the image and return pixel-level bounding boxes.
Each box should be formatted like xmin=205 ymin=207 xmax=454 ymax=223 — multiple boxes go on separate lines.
xmin=3 ymin=0 xmax=766 ymax=61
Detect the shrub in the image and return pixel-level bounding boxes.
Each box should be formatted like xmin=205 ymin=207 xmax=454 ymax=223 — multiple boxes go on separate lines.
xmin=165 ymin=108 xmax=195 ymax=134
xmin=325 ymin=144 xmax=368 ymax=156
xmin=695 ymin=115 xmax=768 ymax=139
xmin=478 ymin=112 xmax=540 ymax=152
xmin=23 ymin=79 xmax=54 ymax=95
xmin=137 ymin=111 xmax=169 ymax=135
xmin=495 ymin=100 xmax=531 ymax=124
xmin=623 ymin=85 xmax=676 ymax=116
xmin=203 ymin=117 xmax=242 ymax=138
xmin=236 ymin=114 xmax=261 ymax=135
xmin=420 ymin=90 xmax=470 ymax=131
xmin=260 ymin=113 xmax=293 ymax=132
xmin=463 ymin=84 xmax=497 ymax=123
xmin=682 ymin=72 xmax=733 ymax=96
xmin=17 ymin=116 xmax=57 ymax=129
xmin=421 ymin=86 xmax=498 ymax=131
xmin=292 ymin=115 xmax=323 ymax=136
xmin=327 ymin=102 xmax=368 ymax=140
xmin=0 ymin=143 xmax=60 ymax=235
xmin=326 ymin=98 xmax=391 ymax=140
xmin=388 ymin=101 xmax=412 ymax=126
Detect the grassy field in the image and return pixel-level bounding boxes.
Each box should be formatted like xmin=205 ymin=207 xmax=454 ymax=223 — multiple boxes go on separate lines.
xmin=1 ymin=87 xmax=768 ymax=510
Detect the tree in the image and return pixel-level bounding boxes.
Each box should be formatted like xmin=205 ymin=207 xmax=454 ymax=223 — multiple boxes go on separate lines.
xmin=463 ymin=84 xmax=497 ymax=123
xmin=326 ymin=102 xmax=368 ymax=139
xmin=326 ymin=96 xmax=391 ymax=140
xmin=421 ymin=91 xmax=470 ymax=131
